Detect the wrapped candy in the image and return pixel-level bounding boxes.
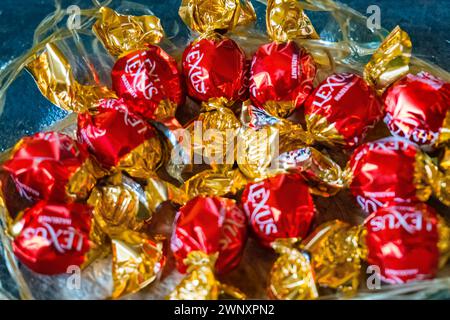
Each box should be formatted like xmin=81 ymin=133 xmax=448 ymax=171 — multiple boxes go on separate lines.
xmin=77 ymin=99 xmax=163 ymax=179
xmin=92 ymin=7 xmax=184 ymax=120
xmin=249 ymin=0 xmax=317 ymax=117
xmin=169 ymin=196 xmax=247 ymax=299
xmin=347 ymin=137 xmax=450 ymax=214
xmin=269 ymin=220 xmax=365 ymax=300
xmin=366 ymin=203 xmax=449 ymax=284
xmin=383 ymin=72 xmax=450 ymax=149
xmin=269 ymin=203 xmax=450 ymax=299
xmin=237 ymin=102 xmax=345 ymax=197
xmin=6 ymin=200 xmax=165 ymax=299
xmin=241 ymin=173 xmax=315 ymax=248
xmin=179 ymin=0 xmax=256 ymax=168
xmin=0 ymin=131 xmax=103 ymax=218
xmin=10 ymin=201 xmax=104 ymax=275
xmin=303 ymin=73 xmax=383 ymax=148
xmin=289 ymin=27 xmax=411 ymax=149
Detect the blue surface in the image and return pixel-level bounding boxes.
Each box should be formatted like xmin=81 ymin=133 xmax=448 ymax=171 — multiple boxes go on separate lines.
xmin=0 ymin=0 xmax=449 ymax=151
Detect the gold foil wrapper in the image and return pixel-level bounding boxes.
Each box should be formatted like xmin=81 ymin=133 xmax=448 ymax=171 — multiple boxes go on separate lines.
xmin=179 ymin=0 xmax=256 ymax=34
xmin=440 ymin=145 xmax=450 ymax=171
xmin=305 ymin=113 xmax=347 ymax=147
xmin=414 ymin=150 xmax=450 ymax=206
xmin=27 ymin=43 xmax=116 ymax=113
xmin=145 ymin=176 xmax=188 ymax=212
xmin=186 ymin=98 xmax=241 ymax=172
xmin=237 ymin=104 xmax=344 ymax=196
xmin=364 ymin=26 xmax=412 ymax=94
xmin=88 ymin=174 xmax=150 ymax=235
xmin=167 ymin=251 xmax=245 ymax=300
xmin=268 ymin=238 xmax=318 ymax=300
xmin=266 ymin=0 xmax=319 ymax=42
xmin=302 ymin=220 xmax=366 ymax=296
xmin=182 ymin=168 xmax=248 ymax=200
xmin=93 ymin=7 xmax=164 ymax=57
xmin=437 ymin=216 xmax=450 ymax=269
xmin=116 ymin=136 xmax=163 ymax=180
xmin=67 ymin=157 xmax=106 ymax=201
xmin=111 ymin=230 xmax=165 ymax=299
xmin=437 ymin=110 xmax=450 ymax=147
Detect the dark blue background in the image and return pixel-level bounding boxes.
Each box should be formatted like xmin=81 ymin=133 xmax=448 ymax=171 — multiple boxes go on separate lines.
xmin=0 ymin=0 xmax=449 ymax=151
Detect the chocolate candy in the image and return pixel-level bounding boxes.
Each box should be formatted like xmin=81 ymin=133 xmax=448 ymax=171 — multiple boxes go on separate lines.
xmin=11 ymin=201 xmax=102 ymax=275
xmin=93 ymin=7 xmax=184 ymax=121
xmin=242 ymin=174 xmax=315 ymax=248
xmin=366 ymin=203 xmax=448 ymax=284
xmin=77 ymin=99 xmax=162 ymax=179
xmin=249 ymin=0 xmax=317 ymax=117
xmin=383 ymin=72 xmax=450 ymax=149
xmin=1 ymin=132 xmax=102 ymax=214
xmin=169 ymin=196 xmax=247 ymax=299
xmin=347 ymin=137 xmax=450 ymax=214
xmin=304 ymin=73 xmax=383 ymax=148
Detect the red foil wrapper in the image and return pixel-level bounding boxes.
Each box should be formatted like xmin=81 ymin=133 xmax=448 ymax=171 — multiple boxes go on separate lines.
xmin=112 ymin=45 xmax=184 ymax=120
xmin=348 ymin=137 xmax=420 ymax=214
xmin=304 ymin=73 xmax=383 ymax=148
xmin=249 ymin=41 xmax=316 ymax=117
xmin=77 ymin=99 xmax=160 ymax=175
xmin=12 ymin=201 xmax=95 ymax=275
xmin=171 ymin=196 xmax=247 ymax=274
xmin=1 ymin=132 xmax=92 ymax=204
xmin=365 ymin=203 xmax=440 ymax=284
xmin=182 ymin=37 xmax=247 ymax=103
xmin=241 ymin=174 xmax=315 ymax=248
xmin=383 ymin=72 xmax=450 ymax=148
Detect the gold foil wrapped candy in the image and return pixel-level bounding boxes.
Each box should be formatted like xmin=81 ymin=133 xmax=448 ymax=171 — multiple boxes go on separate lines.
xmin=111 ymin=230 xmax=165 ymax=299
xmin=237 ymin=103 xmax=345 ymax=196
xmin=167 ymin=251 xmax=245 ymax=300
xmin=268 ymin=238 xmax=318 ymax=300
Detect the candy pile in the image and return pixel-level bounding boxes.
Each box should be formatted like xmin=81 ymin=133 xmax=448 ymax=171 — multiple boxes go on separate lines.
xmin=0 ymin=0 xmax=449 ymax=300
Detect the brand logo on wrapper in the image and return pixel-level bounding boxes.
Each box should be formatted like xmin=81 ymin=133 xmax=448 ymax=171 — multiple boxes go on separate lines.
xmin=22 ymin=216 xmax=86 ymax=253
xmin=312 ymin=73 xmax=355 ymax=109
xmin=369 ymin=208 xmax=433 ymax=234
xmin=219 ymin=207 xmax=247 ymax=250
xmin=353 ymin=137 xmax=412 ymax=162
xmin=185 ymin=46 xmax=207 ymax=94
xmin=384 ymin=113 xmax=439 ymax=146
xmin=244 ymin=183 xmax=278 ymax=235
xmin=124 ymin=53 xmax=160 ymax=100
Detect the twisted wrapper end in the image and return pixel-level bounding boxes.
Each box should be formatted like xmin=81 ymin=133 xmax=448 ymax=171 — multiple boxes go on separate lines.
xmin=93 ymin=7 xmax=164 ymax=57
xmin=27 ymin=43 xmax=116 ymax=113
xmin=111 ymin=230 xmax=165 ymax=299
xmin=268 ymin=238 xmax=319 ymax=300
xmin=364 ymin=26 xmax=412 ymax=95
xmin=167 ymin=251 xmax=245 ymax=300
xmin=266 ymin=0 xmax=319 ymax=42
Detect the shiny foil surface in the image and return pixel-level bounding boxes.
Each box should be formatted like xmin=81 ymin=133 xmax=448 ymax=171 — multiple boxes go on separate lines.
xmin=12 ymin=201 xmax=97 ymax=275
xmin=241 ymin=174 xmax=315 ymax=248
xmin=112 ymin=45 xmax=184 ymax=120
xmin=304 ymin=73 xmax=383 ymax=148
xmin=250 ymin=41 xmax=316 ymax=117
xmin=171 ymin=196 xmax=247 ymax=274
xmin=1 ymin=132 xmax=98 ymax=207
xmin=365 ymin=203 xmax=440 ymax=284
xmin=383 ymin=72 xmax=450 ymax=148
xmin=77 ymin=99 xmax=162 ymax=178
xmin=182 ymin=36 xmax=247 ymax=103
xmin=348 ymin=137 xmax=422 ymax=214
